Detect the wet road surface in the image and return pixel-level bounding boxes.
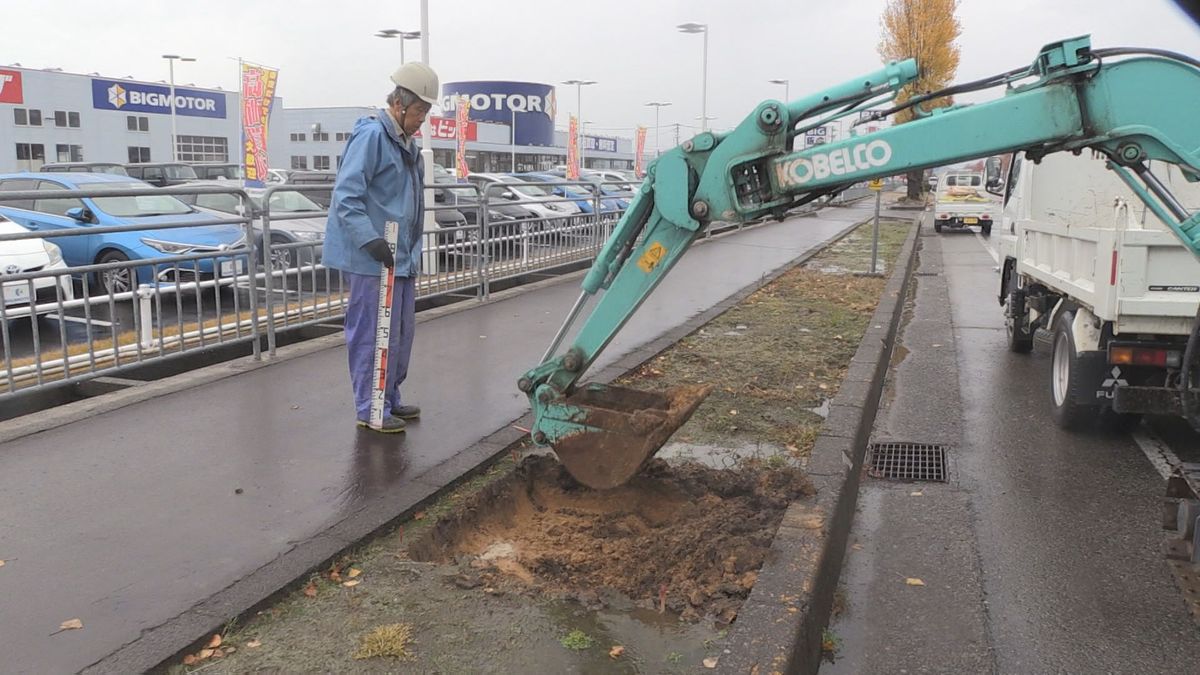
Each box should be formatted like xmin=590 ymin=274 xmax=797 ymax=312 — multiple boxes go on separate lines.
xmin=0 ymin=204 xmax=873 ymax=674
xmin=825 ymin=222 xmax=1200 ymax=673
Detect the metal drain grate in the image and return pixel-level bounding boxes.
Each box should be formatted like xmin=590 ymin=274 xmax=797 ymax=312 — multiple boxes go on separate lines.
xmin=867 ymin=442 xmax=948 ymax=482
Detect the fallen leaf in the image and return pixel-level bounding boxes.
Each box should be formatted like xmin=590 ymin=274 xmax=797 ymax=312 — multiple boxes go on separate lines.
xmin=329 ymin=569 xmax=342 ymax=582
xmin=851 ymin=543 xmax=864 ymax=551
xmin=932 ymin=343 xmax=943 ymax=348
xmin=609 ymin=645 xmax=625 ymax=659
xmin=818 ymin=383 xmax=829 ymax=390
xmin=343 ymin=579 xmax=361 ymax=588
xmin=0 ymin=560 xmax=5 ymax=567
xmin=198 ymin=648 xmax=215 ymax=660
xmin=290 ymin=404 xmax=300 ymax=410
xmin=905 ymin=577 xmax=926 ymax=586
xmin=224 ymin=646 xmax=236 ymax=654
xmin=212 ymin=649 xmax=225 ymax=658
xmin=910 ymin=491 xmax=924 ymax=497
xmin=479 ymin=335 xmax=487 ymax=339
xmin=303 ymin=581 xmax=318 ymax=598
xmin=59 ymin=618 xmax=83 ymax=631
xmin=414 ymin=511 xmax=426 ymax=521
xmin=246 ymin=639 xmax=263 ymax=649
xmin=703 ymin=656 xmax=720 ymax=668
xmin=182 ymin=654 xmax=198 ymax=666
xmin=348 ymin=568 xmax=362 ymax=579
xmin=729 ymin=409 xmax=738 ymax=416
xmin=205 ymin=634 xmax=223 ymax=649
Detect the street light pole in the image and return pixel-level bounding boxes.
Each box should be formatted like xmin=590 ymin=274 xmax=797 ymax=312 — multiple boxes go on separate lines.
xmin=677 ymin=23 xmax=709 ymax=132
xmin=644 ymin=101 xmax=671 ymax=157
xmin=511 ymin=108 xmax=517 ymax=172
xmin=768 ymin=78 xmax=789 ymax=102
xmin=562 ymin=79 xmax=596 ymax=170
xmin=375 ymin=28 xmax=422 ymax=65
xmin=162 ymin=54 xmax=195 ymax=162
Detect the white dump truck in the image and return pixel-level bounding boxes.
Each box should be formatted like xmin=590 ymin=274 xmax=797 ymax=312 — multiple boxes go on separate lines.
xmin=933 ymin=171 xmax=999 ymax=235
xmin=997 ymin=151 xmax=1200 ymax=429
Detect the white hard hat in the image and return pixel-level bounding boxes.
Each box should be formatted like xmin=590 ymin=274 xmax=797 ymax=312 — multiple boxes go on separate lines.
xmin=390 ymin=62 xmax=439 ymax=105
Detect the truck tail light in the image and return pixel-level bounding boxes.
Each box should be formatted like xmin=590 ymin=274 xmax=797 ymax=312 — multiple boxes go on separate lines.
xmin=938 ymin=213 xmax=949 ymax=219
xmin=980 ymin=214 xmax=992 ymax=220
xmin=1109 ymin=346 xmax=1178 ymax=367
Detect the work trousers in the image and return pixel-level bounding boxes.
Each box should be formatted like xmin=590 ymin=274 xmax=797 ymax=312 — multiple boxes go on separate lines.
xmin=344 ymin=272 xmax=417 ymax=421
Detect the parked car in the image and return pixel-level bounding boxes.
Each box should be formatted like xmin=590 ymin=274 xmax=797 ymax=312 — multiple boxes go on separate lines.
xmin=0 ymin=173 xmax=246 ymax=294
xmin=271 ymin=170 xmax=337 ymax=208
xmin=40 ymin=162 xmax=129 ymax=176
xmin=178 ymin=181 xmax=325 ymax=272
xmin=591 ymin=170 xmax=638 ymax=191
xmin=926 ymin=174 xmax=938 ymax=190
xmin=514 ymin=173 xmax=623 ymax=214
xmin=124 ymin=162 xmax=199 ymax=187
xmin=0 ymin=214 xmax=73 ymax=317
xmin=465 ymin=173 xmax=582 ymax=224
xmin=544 ymin=169 xmax=632 ymax=208
xmin=192 ymin=163 xmax=242 ymax=180
xmin=433 ymin=177 xmax=536 ymax=242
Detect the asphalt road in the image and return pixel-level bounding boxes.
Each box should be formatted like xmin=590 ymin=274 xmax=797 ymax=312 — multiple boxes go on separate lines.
xmin=825 ymin=218 xmax=1200 ymax=673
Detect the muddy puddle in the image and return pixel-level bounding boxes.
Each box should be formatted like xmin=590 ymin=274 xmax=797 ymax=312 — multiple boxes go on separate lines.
xmin=409 ymin=455 xmax=813 ymax=624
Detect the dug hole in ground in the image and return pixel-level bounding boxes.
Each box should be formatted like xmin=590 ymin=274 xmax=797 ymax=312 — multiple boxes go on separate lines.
xmin=167 ymin=217 xmax=912 ymax=674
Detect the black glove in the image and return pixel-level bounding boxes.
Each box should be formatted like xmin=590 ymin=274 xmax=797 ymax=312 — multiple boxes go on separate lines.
xmin=363 ymin=238 xmax=394 ymax=267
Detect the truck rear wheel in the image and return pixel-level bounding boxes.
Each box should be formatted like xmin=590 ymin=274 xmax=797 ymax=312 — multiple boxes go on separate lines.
xmin=1050 ymin=311 xmax=1097 ymax=430
xmin=981 ymin=222 xmax=992 ymax=236
xmin=934 ymin=219 xmax=944 ymax=233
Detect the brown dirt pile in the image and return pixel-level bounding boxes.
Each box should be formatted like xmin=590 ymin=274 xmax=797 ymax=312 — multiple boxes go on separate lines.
xmin=409 ymin=455 xmax=813 ymax=623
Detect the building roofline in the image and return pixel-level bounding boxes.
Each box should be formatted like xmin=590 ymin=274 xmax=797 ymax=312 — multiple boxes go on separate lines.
xmin=0 ymin=64 xmax=230 ymax=94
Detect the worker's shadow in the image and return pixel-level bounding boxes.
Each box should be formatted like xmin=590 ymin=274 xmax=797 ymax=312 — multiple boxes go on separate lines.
xmin=348 ymin=427 xmax=412 ymax=502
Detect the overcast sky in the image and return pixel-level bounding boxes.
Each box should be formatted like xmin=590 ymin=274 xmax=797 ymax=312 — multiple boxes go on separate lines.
xmin=6 ymin=0 xmax=1199 ymax=152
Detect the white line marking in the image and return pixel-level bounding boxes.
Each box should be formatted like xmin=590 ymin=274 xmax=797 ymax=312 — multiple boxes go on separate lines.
xmin=973 ymin=229 xmax=1000 ymax=265
xmin=1131 ymin=428 xmax=1181 ymax=480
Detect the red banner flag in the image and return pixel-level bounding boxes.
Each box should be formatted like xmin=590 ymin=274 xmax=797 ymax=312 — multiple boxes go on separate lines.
xmin=634 ymin=126 xmax=648 ymax=177
xmin=241 ymin=64 xmax=278 ymax=188
xmin=566 ymin=115 xmax=580 ymax=180
xmin=455 ymin=96 xmax=471 ymax=179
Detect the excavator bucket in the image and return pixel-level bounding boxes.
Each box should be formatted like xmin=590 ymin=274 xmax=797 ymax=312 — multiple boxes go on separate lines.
xmin=550 ymin=382 xmax=714 ymax=489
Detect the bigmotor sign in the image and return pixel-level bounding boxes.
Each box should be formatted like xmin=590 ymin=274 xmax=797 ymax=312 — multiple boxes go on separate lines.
xmin=441 ymin=81 xmax=556 ymax=146
xmin=91 ymin=78 xmax=227 ymax=119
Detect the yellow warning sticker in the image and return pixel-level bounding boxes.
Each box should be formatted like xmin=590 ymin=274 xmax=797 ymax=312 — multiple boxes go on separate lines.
xmin=637 ymin=241 xmax=668 ymax=273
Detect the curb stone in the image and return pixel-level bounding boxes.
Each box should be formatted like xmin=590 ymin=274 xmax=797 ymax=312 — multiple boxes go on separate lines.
xmin=718 ymin=217 xmax=921 ymax=674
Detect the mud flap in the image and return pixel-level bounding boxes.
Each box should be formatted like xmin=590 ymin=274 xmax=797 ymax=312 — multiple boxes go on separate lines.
xmin=551 ymin=383 xmax=713 ymax=490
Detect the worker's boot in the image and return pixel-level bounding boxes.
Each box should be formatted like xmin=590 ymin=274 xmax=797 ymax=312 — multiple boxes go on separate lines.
xmin=357 ymin=416 xmax=407 ymax=433
xmin=391 ymin=404 xmax=421 ymax=420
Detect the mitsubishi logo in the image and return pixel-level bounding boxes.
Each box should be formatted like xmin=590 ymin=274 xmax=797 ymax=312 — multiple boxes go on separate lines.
xmin=107 ymin=83 xmax=127 ymax=109
xmin=1101 ymin=367 xmax=1128 ymax=388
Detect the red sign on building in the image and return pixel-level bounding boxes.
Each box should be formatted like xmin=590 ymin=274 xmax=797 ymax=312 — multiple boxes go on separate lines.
xmin=415 ymin=116 xmax=477 ymax=141
xmin=0 ymin=69 xmax=23 ymax=104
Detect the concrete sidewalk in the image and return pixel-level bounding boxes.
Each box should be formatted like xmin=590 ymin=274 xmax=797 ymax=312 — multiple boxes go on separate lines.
xmin=0 ymin=203 xmax=874 ymax=674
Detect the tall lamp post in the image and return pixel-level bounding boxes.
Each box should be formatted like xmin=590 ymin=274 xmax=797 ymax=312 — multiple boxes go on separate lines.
xmin=768 ymin=78 xmax=789 ymax=102
xmin=162 ymin=54 xmax=195 ymax=162
xmin=676 ymin=23 xmax=708 ymax=132
xmin=645 ymin=101 xmax=671 ymax=157
xmin=374 ymin=28 xmax=422 ymax=64
xmin=562 ymin=79 xmax=596 ymax=170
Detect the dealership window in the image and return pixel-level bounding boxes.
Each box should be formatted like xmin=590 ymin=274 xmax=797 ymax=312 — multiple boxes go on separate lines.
xmin=68 ymin=112 xmax=80 ymax=128
xmin=28 ymin=109 xmax=41 ymax=126
xmin=54 ymin=111 xmax=66 ymax=127
xmin=55 ymin=144 xmax=84 ymax=162
xmin=312 ymin=132 xmax=329 ymax=142
xmin=335 ymin=132 xmax=350 ymax=142
xmin=127 ymin=146 xmax=151 ymax=163
xmin=15 ymin=143 xmax=46 ymax=171
xmin=175 ymin=135 xmax=228 ymax=163
xmin=290 ymin=132 xmax=306 ymax=142
xmin=13 ymin=108 xmax=27 ymax=125
xmin=290 ymin=156 xmax=307 ymax=170
xmin=313 ymin=156 xmax=330 ymax=171
xmin=126 ymin=115 xmax=149 ymax=132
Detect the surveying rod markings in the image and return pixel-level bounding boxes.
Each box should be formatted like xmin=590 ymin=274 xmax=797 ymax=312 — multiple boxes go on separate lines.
xmin=369 ymin=221 xmax=400 ymax=430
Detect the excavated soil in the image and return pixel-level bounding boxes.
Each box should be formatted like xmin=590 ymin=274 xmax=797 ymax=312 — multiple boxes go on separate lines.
xmin=408 ymin=454 xmax=813 ymax=623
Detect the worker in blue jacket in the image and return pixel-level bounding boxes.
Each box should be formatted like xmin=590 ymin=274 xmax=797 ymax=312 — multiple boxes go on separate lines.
xmin=323 ymin=62 xmax=439 ymax=433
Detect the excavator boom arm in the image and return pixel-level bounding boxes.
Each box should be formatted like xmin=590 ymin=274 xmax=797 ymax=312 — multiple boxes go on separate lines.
xmin=519 ymin=36 xmax=1200 ymax=488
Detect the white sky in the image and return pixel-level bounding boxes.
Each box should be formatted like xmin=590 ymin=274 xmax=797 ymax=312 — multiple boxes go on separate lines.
xmin=5 ymin=0 xmax=1199 ymax=153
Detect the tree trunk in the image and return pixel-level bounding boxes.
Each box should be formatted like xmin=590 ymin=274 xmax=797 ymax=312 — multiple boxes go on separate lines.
xmin=907 ymin=168 xmax=923 ymax=200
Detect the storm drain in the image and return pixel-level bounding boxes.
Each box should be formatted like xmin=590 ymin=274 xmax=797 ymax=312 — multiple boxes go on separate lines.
xmin=867 ymin=442 xmax=948 ymax=482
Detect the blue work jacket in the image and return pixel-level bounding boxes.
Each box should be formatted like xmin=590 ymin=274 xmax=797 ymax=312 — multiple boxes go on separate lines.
xmin=323 ymin=110 xmax=425 ymax=277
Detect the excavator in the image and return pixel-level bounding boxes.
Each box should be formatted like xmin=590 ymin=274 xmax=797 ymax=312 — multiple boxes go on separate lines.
xmin=517 ymin=36 xmax=1200 ymax=490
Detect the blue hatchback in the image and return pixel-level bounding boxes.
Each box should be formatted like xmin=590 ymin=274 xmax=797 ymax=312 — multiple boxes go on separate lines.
xmin=0 ymin=172 xmax=247 ymax=294
xmin=514 ymin=173 xmax=625 ymax=214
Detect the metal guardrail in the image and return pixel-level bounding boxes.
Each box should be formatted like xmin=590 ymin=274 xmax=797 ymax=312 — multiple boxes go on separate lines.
xmin=0 ymin=175 xmax=845 ymax=401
